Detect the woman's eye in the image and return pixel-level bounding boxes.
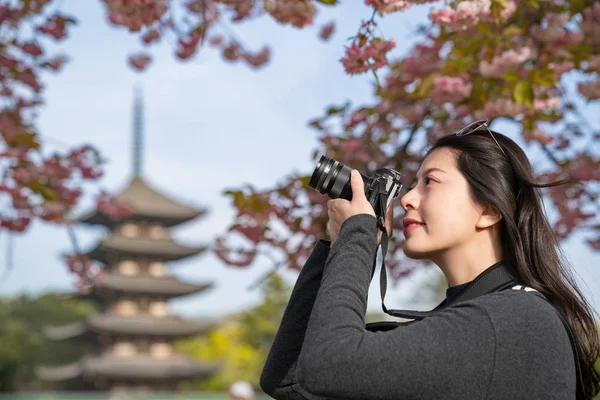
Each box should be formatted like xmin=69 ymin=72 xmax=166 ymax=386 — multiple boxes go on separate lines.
xmin=424 ymin=177 xmax=433 ymax=185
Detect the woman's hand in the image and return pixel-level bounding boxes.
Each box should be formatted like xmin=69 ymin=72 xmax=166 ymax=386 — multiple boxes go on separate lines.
xmin=327 ymin=170 xmax=393 ymax=246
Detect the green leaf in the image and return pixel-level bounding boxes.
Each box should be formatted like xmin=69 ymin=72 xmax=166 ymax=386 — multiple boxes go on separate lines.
xmin=570 ymin=0 xmax=586 ymax=13
xmin=532 ymin=69 xmax=556 ymax=88
xmin=522 ymin=118 xmax=534 ymax=132
xmin=316 ymin=0 xmax=338 ymax=4
xmin=326 ymin=106 xmax=344 ymax=115
xmin=502 ymin=71 xmax=520 ymax=81
xmin=512 ymin=81 xmax=534 ymax=107
xmin=503 ymin=25 xmax=524 ymax=37
xmin=413 ymin=73 xmax=440 ymax=98
xmin=490 ymin=0 xmax=509 ymax=22
xmin=308 ymin=118 xmax=323 ymax=130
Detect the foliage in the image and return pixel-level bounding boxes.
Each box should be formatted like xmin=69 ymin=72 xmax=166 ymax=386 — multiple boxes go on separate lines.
xmin=0 ymin=0 xmax=597 ymax=283
xmin=176 ymin=273 xmax=291 ymax=391
xmin=214 ymin=0 xmax=600 ymax=281
xmin=0 ymin=293 xmax=96 ymax=391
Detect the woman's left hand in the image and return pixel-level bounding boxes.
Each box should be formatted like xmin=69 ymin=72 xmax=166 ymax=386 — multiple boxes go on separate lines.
xmin=327 ymin=170 xmax=393 ymax=246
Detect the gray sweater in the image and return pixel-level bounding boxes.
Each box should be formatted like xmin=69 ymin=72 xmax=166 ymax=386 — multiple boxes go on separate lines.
xmin=260 ymin=214 xmax=576 ymax=399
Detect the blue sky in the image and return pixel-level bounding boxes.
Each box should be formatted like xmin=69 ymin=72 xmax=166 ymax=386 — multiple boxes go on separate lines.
xmin=1 ymin=1 xmax=598 ymax=319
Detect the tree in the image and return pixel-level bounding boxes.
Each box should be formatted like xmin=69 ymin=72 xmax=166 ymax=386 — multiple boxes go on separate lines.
xmin=0 ymin=0 xmax=598 ymax=283
xmin=0 ymin=293 xmax=96 ymax=391
xmin=175 ymin=272 xmax=291 ymax=391
xmin=213 ymin=0 xmax=600 ymax=282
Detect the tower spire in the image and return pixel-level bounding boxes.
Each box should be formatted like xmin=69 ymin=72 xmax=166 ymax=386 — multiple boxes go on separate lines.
xmin=132 ymin=84 xmax=143 ymax=177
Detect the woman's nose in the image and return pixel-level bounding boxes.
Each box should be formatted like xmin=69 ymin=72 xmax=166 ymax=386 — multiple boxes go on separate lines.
xmin=400 ymin=189 xmax=417 ymax=211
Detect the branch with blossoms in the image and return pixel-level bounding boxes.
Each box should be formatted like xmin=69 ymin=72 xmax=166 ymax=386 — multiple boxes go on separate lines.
xmin=106 ymin=0 xmax=339 ymax=70
xmin=216 ymin=0 xmax=600 ymax=281
xmin=0 ymin=0 xmax=339 ymax=234
xmin=1 ymin=0 xmax=599 ymax=284
xmin=340 ymin=12 xmax=396 ymax=86
xmin=0 ymin=0 xmax=338 ymax=281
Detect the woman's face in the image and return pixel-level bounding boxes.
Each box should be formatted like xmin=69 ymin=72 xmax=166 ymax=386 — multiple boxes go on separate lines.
xmin=399 ymin=147 xmax=484 ymax=260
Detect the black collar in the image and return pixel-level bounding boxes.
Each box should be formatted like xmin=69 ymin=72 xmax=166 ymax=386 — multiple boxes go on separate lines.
xmin=385 ymin=261 xmax=520 ymax=321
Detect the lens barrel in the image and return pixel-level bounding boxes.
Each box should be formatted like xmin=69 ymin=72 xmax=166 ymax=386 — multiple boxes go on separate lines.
xmin=309 ymin=156 xmax=357 ymax=200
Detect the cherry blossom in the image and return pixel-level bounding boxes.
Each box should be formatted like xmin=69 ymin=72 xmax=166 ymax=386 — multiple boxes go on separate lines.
xmin=263 ymin=0 xmax=317 ymax=28
xmin=341 ymin=38 xmax=396 ymax=75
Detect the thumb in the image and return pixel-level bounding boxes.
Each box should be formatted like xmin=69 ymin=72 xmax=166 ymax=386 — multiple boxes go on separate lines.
xmin=350 ymin=170 xmax=366 ymax=202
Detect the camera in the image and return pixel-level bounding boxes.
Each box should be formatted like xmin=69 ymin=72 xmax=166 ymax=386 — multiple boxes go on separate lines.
xmin=308 ymin=155 xmax=403 ymax=220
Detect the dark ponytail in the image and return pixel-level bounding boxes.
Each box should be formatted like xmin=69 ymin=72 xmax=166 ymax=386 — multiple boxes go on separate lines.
xmin=429 ymin=128 xmax=600 ymax=399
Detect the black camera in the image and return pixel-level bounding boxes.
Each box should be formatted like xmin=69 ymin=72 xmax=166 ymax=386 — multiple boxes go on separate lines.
xmin=308 ymin=155 xmax=403 ymax=221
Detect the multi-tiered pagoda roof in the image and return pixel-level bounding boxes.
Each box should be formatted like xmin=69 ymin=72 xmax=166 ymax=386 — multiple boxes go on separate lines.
xmin=38 ymin=87 xmax=219 ymax=393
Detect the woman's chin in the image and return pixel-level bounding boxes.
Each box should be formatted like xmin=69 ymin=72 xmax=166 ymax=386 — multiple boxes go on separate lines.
xmin=402 ymin=244 xmax=430 ymax=260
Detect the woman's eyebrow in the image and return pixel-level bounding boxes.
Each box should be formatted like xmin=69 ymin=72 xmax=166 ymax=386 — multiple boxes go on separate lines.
xmin=410 ymin=167 xmax=447 ymax=187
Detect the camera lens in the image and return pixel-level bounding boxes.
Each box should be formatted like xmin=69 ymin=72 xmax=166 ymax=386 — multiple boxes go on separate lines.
xmin=308 ymin=156 xmax=353 ymax=200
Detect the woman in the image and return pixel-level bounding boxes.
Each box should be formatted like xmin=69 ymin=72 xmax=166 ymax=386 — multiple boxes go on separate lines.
xmin=260 ymin=122 xmax=600 ymax=399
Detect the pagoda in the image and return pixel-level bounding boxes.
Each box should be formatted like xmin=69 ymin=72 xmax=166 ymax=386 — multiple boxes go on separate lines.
xmin=38 ymin=87 xmax=219 ymax=393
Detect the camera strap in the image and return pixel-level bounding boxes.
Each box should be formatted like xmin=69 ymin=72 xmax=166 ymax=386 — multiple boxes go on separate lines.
xmin=376 ymin=239 xmax=518 ymax=319
xmin=373 ymin=233 xmax=585 ymax=399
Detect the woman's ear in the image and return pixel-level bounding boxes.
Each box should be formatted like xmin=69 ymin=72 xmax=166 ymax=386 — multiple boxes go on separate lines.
xmin=476 ymin=204 xmax=502 ymax=229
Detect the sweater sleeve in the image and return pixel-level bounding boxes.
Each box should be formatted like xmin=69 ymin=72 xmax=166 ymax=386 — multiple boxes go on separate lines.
xmin=260 ymin=239 xmax=332 ymax=400
xmin=296 ymin=214 xmax=497 ymax=400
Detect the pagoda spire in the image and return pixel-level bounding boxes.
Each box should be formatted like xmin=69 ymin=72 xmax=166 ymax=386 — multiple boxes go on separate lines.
xmin=132 ymin=84 xmax=144 ymax=177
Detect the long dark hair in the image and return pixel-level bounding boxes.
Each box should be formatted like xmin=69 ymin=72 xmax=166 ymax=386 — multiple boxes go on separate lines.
xmin=428 ymin=127 xmax=600 ymax=399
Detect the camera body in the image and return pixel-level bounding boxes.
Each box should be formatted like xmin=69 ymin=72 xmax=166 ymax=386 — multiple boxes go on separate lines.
xmin=308 ymin=155 xmax=403 ymax=220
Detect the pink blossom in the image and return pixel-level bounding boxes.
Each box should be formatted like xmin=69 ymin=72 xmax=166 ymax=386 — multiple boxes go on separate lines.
xmin=578 ymin=81 xmax=600 ymax=101
xmin=40 ymin=201 xmax=67 ymax=221
xmin=365 ymin=0 xmax=411 ymax=16
xmin=45 ymin=55 xmax=68 ymax=71
xmin=390 ymin=102 xmax=429 ymax=123
xmin=141 ymin=29 xmax=161 ymax=45
xmin=222 ymin=43 xmax=242 ymax=61
xmin=0 ymin=217 xmax=31 ymax=232
xmin=244 ymin=47 xmax=270 ymax=68
xmin=346 ymin=110 xmax=368 ymax=128
xmin=263 ymin=0 xmax=316 ymax=28
xmin=548 ymin=61 xmax=574 ymax=74
xmin=319 ymin=22 xmax=335 ymax=41
xmin=584 ymin=55 xmax=600 ymax=73
xmin=218 ymin=0 xmax=255 ymax=21
xmin=581 ymin=4 xmax=600 ymax=45
xmin=429 ymin=76 xmax=472 ymax=104
xmin=429 ymin=0 xmax=491 ymax=31
xmin=525 ymin=125 xmax=554 ymax=145
xmin=341 ymin=139 xmax=361 ymax=153
xmin=97 ymin=192 xmax=133 ymax=220
xmin=128 ymin=53 xmax=152 ymax=71
xmin=17 ymin=68 xmax=42 ymax=92
xmin=56 ymin=186 xmax=82 ymax=206
xmin=21 ymin=42 xmax=43 ymax=57
xmin=479 ymin=47 xmax=534 ymax=78
xmin=176 ymin=33 xmax=202 ymax=60
xmin=37 ymin=15 xmax=69 ymax=40
xmin=477 ymin=98 xmax=525 ymax=119
xmin=103 ymin=0 xmax=168 ymax=32
xmin=209 ymin=35 xmax=224 ymax=46
xmin=385 ymin=42 xmax=442 ymax=87
xmin=533 ymin=97 xmax=561 ymax=112
xmin=340 ymin=38 xmax=396 ymax=75
xmin=0 ymin=55 xmax=18 ymax=68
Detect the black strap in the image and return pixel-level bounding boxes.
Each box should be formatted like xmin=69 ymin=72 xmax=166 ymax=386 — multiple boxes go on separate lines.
xmin=378 ymin=237 xmax=518 ymax=319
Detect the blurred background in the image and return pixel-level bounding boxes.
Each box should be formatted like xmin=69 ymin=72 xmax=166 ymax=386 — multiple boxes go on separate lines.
xmin=0 ymin=0 xmax=598 ymax=399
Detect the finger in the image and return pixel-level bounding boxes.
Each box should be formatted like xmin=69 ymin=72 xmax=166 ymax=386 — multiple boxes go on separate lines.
xmin=350 ymin=170 xmax=366 ymax=202
xmin=386 ymin=206 xmax=394 ymax=238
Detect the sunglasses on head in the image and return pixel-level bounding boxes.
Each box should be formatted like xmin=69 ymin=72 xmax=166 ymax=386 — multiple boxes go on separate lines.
xmin=453 ymin=119 xmax=508 ymax=158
